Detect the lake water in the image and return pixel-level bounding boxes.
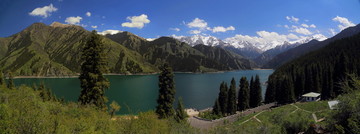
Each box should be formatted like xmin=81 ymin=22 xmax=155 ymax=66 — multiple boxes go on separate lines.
xmin=14 ymin=70 xmax=273 ymax=114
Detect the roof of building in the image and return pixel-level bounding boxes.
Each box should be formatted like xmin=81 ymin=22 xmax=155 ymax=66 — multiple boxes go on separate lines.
xmin=302 ymin=92 xmax=321 ymax=97
xmin=328 ymin=100 xmax=339 ymax=110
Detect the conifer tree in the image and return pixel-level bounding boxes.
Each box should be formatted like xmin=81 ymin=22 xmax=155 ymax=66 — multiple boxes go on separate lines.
xmin=175 ymin=97 xmax=188 ymax=122
xmin=238 ymin=77 xmax=249 ymax=111
xmin=212 ymin=98 xmax=221 ymax=116
xmin=218 ymin=82 xmax=228 ymax=116
xmin=78 ymin=30 xmax=110 ymax=110
xmin=156 ymin=63 xmax=176 ymax=119
xmin=7 ymin=72 xmax=14 ymax=89
xmin=227 ymin=78 xmax=237 ymax=115
xmin=0 ymin=70 xmax=4 ymax=86
xmin=265 ymin=78 xmax=276 ymax=103
xmin=250 ymin=75 xmax=262 ymax=107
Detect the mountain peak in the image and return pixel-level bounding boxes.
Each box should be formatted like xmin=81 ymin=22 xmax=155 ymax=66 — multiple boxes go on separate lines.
xmin=50 ymin=22 xmax=72 ymax=28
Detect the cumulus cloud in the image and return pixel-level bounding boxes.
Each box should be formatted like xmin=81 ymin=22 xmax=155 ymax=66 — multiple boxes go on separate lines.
xmin=65 ymin=16 xmax=82 ymax=25
xmin=292 ymin=27 xmax=312 ymax=35
xmin=287 ymin=33 xmax=300 ymax=40
xmin=189 ymin=30 xmax=201 ymax=34
xmin=301 ymin=24 xmax=309 ymax=28
xmin=329 ymin=28 xmax=336 ymax=36
xmin=91 ymin=25 xmax=97 ymax=28
xmin=98 ymin=30 xmax=123 ymax=35
xmin=309 ymin=24 xmax=316 ymax=28
xmin=121 ymin=14 xmax=150 ymax=29
xmin=187 ymin=18 xmax=208 ymax=28
xmin=86 ymin=12 xmax=91 ymax=17
xmin=286 ymin=16 xmax=299 ymax=23
xmin=332 ymin=16 xmax=355 ymax=30
xmin=29 ymin=4 xmax=58 ymax=18
xmin=211 ymin=26 xmax=235 ymax=33
xmin=170 ymin=28 xmax=180 ymax=32
xmin=284 ymin=25 xmax=289 ymax=29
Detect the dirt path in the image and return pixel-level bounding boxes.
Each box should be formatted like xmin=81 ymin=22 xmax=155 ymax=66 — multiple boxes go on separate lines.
xmin=188 ymin=103 xmax=276 ymax=130
xmin=290 ymin=103 xmax=321 ymax=122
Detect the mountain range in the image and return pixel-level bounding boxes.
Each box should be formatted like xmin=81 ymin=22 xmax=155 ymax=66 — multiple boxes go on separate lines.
xmin=172 ymin=34 xmax=327 ymax=62
xmin=0 ymin=22 xmax=253 ymax=76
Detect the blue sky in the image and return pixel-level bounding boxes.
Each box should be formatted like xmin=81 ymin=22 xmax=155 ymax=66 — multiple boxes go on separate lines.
xmin=1 ymin=0 xmax=360 ymax=40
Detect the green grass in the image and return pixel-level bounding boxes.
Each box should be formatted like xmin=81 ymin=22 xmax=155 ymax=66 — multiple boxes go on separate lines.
xmin=211 ymin=101 xmax=332 ymax=134
xmin=294 ymin=101 xmax=328 ymax=112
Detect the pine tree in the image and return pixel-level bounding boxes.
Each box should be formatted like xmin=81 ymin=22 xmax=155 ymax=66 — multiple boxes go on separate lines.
xmin=175 ymin=97 xmax=188 ymax=122
xmin=280 ymin=77 xmax=295 ymax=104
xmin=265 ymin=78 xmax=276 ymax=103
xmin=7 ymin=72 xmax=14 ymax=89
xmin=218 ymin=82 xmax=228 ymax=116
xmin=0 ymin=70 xmax=4 ymax=86
xmin=227 ymin=78 xmax=237 ymax=115
xmin=212 ymin=98 xmax=221 ymax=116
xmin=156 ymin=63 xmax=176 ymax=119
xmin=238 ymin=77 xmax=249 ymax=111
xmin=78 ymin=30 xmax=110 ymax=110
xmin=250 ymin=75 xmax=262 ymax=107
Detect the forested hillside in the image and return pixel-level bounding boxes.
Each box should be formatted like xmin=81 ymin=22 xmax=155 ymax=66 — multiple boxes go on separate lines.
xmin=265 ymin=31 xmax=360 ymax=104
xmin=263 ymin=24 xmax=360 ymax=69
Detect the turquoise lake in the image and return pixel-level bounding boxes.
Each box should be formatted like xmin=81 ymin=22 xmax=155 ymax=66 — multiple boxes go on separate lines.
xmin=14 ymin=70 xmax=273 ymax=114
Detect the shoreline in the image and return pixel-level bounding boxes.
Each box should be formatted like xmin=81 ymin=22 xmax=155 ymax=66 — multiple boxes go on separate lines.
xmin=12 ymin=69 xmax=273 ymax=79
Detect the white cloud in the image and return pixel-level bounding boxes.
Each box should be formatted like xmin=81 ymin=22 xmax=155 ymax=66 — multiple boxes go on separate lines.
xmin=301 ymin=24 xmax=309 ymax=28
xmin=284 ymin=25 xmax=289 ymax=29
xmin=91 ymin=25 xmax=97 ymax=29
xmin=98 ymin=30 xmax=123 ymax=35
xmin=211 ymin=26 xmax=235 ymax=33
xmin=29 ymin=4 xmax=58 ymax=18
xmin=309 ymin=24 xmax=316 ymax=28
xmin=332 ymin=16 xmax=355 ymax=30
xmin=121 ymin=14 xmax=150 ymax=29
xmin=292 ymin=27 xmax=312 ymax=35
xmin=329 ymin=28 xmax=336 ymax=36
xmin=286 ymin=16 xmax=299 ymax=23
xmin=187 ymin=18 xmax=208 ymax=28
xmin=86 ymin=12 xmax=91 ymax=17
xmin=170 ymin=28 xmax=180 ymax=32
xmin=287 ymin=33 xmax=300 ymax=40
xmin=291 ymin=25 xmax=298 ymax=29
xmin=189 ymin=30 xmax=201 ymax=34
xmin=65 ymin=16 xmax=82 ymax=25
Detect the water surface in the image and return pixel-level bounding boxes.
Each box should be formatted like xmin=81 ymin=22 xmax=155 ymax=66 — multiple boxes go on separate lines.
xmin=14 ymin=70 xmax=273 ymax=114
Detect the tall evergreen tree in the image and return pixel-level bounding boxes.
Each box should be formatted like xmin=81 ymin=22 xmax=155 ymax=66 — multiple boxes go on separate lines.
xmin=218 ymin=82 xmax=228 ymax=116
xmin=0 ymin=70 xmax=4 ymax=86
xmin=175 ymin=97 xmax=188 ymax=122
xmin=227 ymin=78 xmax=237 ymax=115
xmin=250 ymin=75 xmax=262 ymax=108
xmin=78 ymin=30 xmax=110 ymax=110
xmin=279 ymin=77 xmax=295 ymax=104
xmin=238 ymin=77 xmax=249 ymax=111
xmin=156 ymin=63 xmax=176 ymax=119
xmin=265 ymin=78 xmax=276 ymax=103
xmin=7 ymin=72 xmax=14 ymax=89
xmin=212 ymin=98 xmax=221 ymax=116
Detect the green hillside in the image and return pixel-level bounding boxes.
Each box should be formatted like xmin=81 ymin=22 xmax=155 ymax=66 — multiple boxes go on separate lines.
xmin=0 ymin=22 xmax=157 ymax=76
xmin=107 ymin=32 xmax=253 ymax=72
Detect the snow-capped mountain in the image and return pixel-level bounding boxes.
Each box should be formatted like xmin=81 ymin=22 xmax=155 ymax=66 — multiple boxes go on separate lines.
xmin=171 ymin=34 xmax=328 ymax=59
xmin=171 ymin=35 xmax=227 ymax=47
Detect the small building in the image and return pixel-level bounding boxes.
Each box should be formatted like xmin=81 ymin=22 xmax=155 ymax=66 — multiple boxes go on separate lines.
xmin=328 ymin=100 xmax=339 ymax=110
xmin=302 ymin=92 xmax=321 ymax=102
